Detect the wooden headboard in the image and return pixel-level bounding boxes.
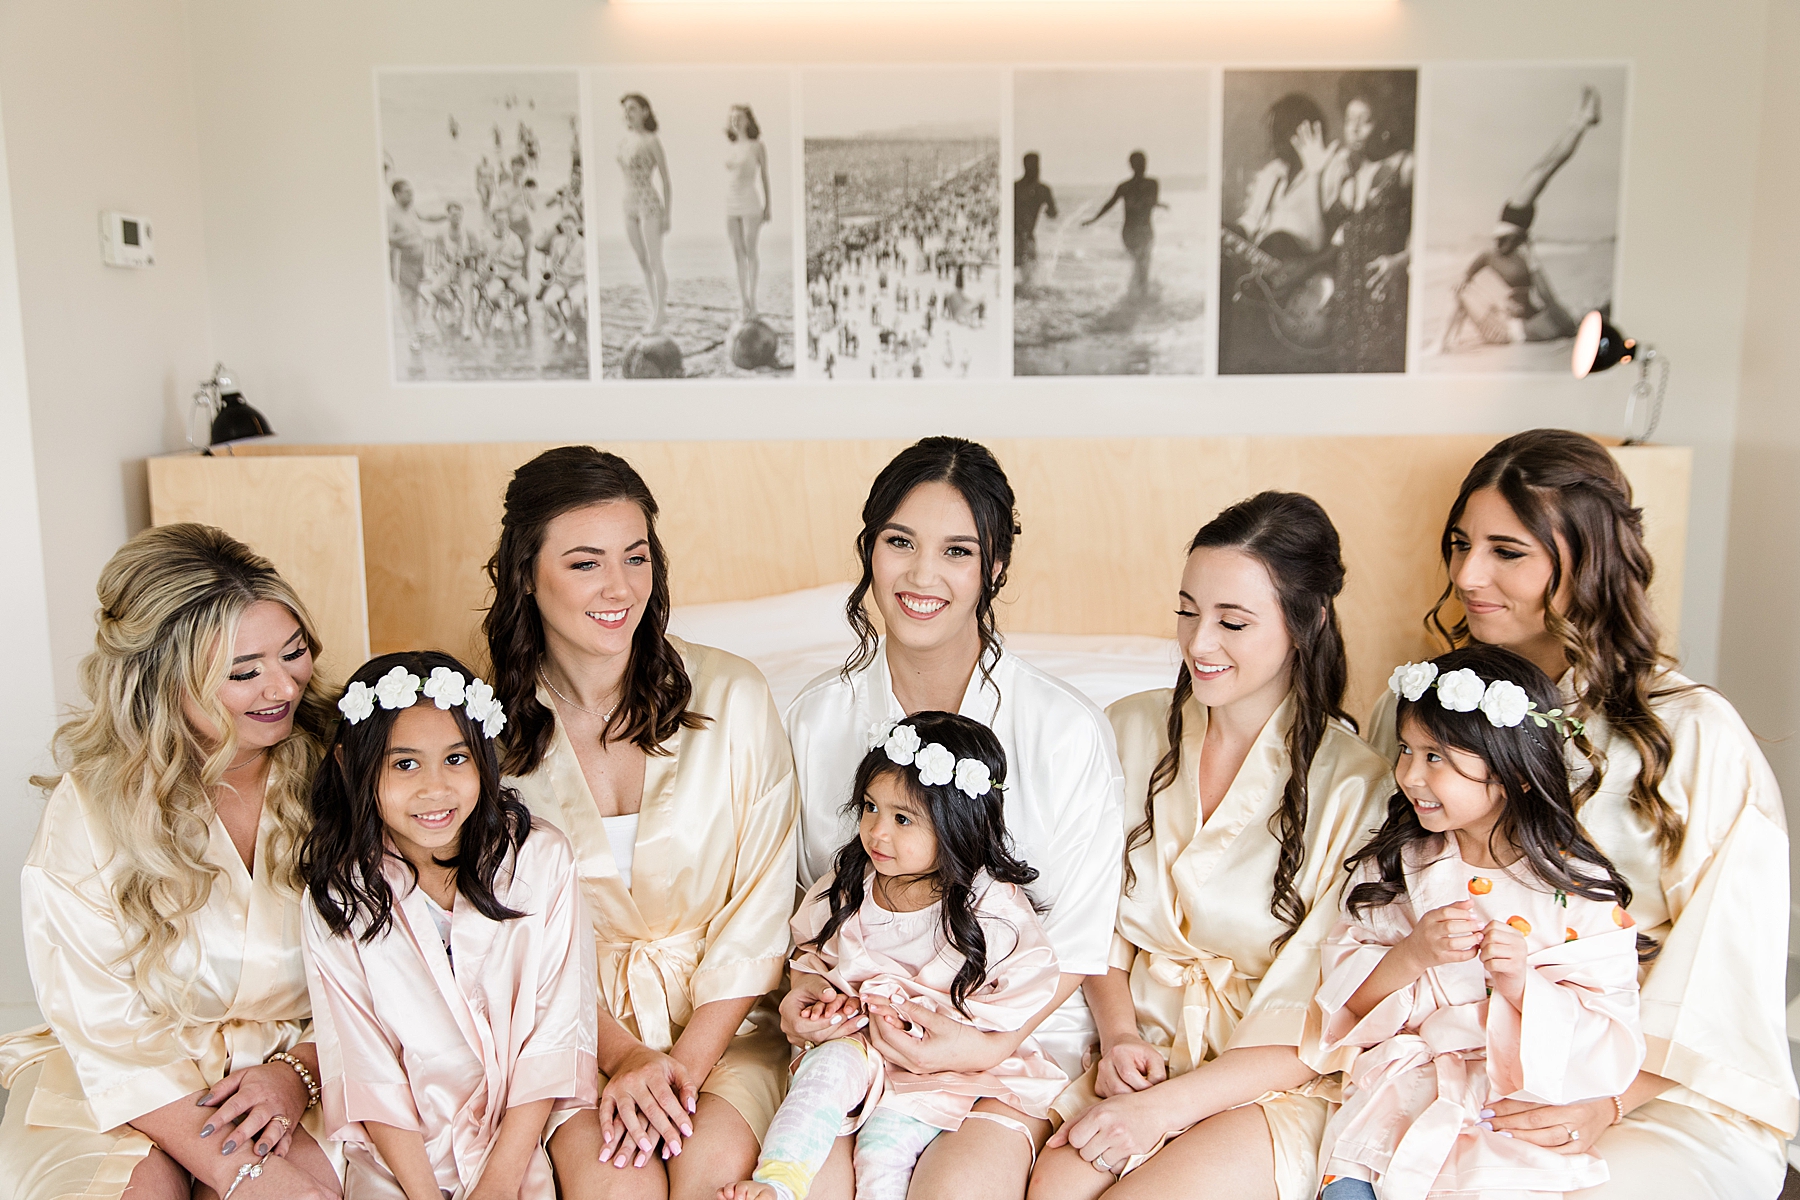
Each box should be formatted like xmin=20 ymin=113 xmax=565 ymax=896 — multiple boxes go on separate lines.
xmin=147 ymin=436 xmax=1691 ymax=723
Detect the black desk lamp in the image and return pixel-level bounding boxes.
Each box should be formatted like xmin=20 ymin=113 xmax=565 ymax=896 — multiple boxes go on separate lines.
xmin=189 ymin=364 xmax=275 ymax=453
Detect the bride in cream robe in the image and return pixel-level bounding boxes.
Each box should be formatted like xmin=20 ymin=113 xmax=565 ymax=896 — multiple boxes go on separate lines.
xmin=1367 ymin=674 xmax=1796 ymax=1198
xmin=508 ymin=638 xmax=799 ymax=1145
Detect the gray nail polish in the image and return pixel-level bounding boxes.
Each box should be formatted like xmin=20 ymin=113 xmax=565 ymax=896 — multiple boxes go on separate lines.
xmin=201 ymin=1125 xmax=214 ymax=1138
xmin=222 ymin=1141 xmax=236 ymax=1155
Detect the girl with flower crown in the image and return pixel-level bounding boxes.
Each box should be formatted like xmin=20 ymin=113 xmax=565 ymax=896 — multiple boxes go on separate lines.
xmin=1366 ymin=430 xmax=1793 ymax=1198
xmin=722 ymin=712 xmax=1064 ymax=1200
xmin=299 ymin=651 xmax=596 ymax=1200
xmin=1314 ymin=645 xmax=1643 ymax=1200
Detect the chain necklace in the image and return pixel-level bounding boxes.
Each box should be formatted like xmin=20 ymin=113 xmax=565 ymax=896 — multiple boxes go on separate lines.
xmin=540 ymin=669 xmax=620 ymax=724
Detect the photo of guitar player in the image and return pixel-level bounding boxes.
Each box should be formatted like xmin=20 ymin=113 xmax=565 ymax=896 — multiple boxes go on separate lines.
xmin=1217 ymin=69 xmax=1417 ymax=375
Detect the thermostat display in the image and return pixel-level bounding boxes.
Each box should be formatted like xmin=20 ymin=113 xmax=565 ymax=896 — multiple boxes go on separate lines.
xmin=100 ymin=211 xmax=154 ymax=268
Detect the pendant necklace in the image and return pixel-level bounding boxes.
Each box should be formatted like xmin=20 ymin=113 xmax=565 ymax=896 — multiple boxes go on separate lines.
xmin=540 ymin=669 xmax=620 ymax=725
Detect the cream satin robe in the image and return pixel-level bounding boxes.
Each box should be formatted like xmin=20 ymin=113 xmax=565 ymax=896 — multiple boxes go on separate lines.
xmin=1368 ymin=669 xmax=1798 ymax=1200
xmin=508 ymin=639 xmax=799 ymax=1141
xmin=785 ymin=642 xmax=1125 ymax=1080
xmin=303 ymin=824 xmax=598 ymax=1200
xmin=1053 ymin=691 xmax=1392 ymax=1200
xmin=0 ymin=776 xmax=336 ymax=1200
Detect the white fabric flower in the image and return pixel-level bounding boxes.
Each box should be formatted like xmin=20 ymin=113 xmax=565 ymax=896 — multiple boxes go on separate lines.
xmin=480 ymin=706 xmax=508 ymax=740
xmin=374 ymin=666 xmax=421 ymax=711
xmin=1388 ymin=661 xmax=1439 ymax=702
xmin=867 ymin=719 xmax=897 ymax=750
xmin=914 ymin=742 xmax=956 ymax=788
xmin=1479 ymin=680 xmax=1532 ymax=728
xmin=883 ymin=723 xmax=922 ymax=766
xmin=464 ymin=678 xmax=500 ymax=721
xmin=953 ymin=757 xmax=993 ymax=799
xmin=1435 ymin=668 xmax=1486 ymax=712
xmin=422 ymin=667 xmax=467 ymax=710
xmin=338 ymin=681 xmax=376 ymax=725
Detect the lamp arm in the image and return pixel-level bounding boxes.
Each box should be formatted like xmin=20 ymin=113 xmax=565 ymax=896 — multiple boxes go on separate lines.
xmin=1622 ymin=348 xmax=1670 ymax=445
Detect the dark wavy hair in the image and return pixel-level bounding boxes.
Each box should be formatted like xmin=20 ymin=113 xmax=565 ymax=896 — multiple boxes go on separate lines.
xmin=301 ymin=651 xmax=532 ymax=942
xmin=1427 ymin=429 xmax=1689 ymax=860
xmin=1127 ymin=492 xmax=1353 ymax=952
xmin=807 ymin=711 xmax=1043 ymax=1018
xmin=842 ymin=438 xmax=1020 ymax=696
xmin=726 ymin=104 xmax=760 ymax=142
xmin=1266 ymin=92 xmax=1327 ymax=177
xmin=621 ymin=92 xmax=658 ymax=134
xmin=1346 ymin=645 xmax=1650 ymax=957
xmin=483 ymin=446 xmax=705 ymax=778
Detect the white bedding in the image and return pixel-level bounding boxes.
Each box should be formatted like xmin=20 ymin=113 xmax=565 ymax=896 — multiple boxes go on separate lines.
xmin=668 ymin=582 xmax=1181 ymax=713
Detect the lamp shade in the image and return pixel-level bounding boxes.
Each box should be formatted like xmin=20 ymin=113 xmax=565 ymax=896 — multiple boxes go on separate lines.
xmin=209 ymin=392 xmax=275 ymax=446
xmin=1571 ymin=310 xmax=1635 ymax=379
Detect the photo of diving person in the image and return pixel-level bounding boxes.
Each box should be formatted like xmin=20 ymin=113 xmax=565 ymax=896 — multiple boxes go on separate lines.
xmin=1419 ymin=65 xmax=1628 ymax=372
xmin=1012 ymin=68 xmax=1212 ymax=376
xmin=1217 ymin=68 xmax=1417 ymax=375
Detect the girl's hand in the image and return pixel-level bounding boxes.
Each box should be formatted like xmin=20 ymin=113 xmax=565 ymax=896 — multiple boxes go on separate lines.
xmin=861 ymin=998 xmax=1014 ymax=1074
xmin=1093 ymin=1036 xmax=1167 ymax=1099
xmin=1483 ymin=1097 xmax=1615 ymax=1154
xmin=1479 ymin=920 xmax=1529 ymax=1008
xmin=1396 ymin=900 xmax=1482 ymax=971
xmin=781 ymin=980 xmax=868 ymax=1047
xmin=1045 ymin=1088 xmax=1167 ymax=1172
xmin=199 ymin=1062 xmax=309 ymax=1158
xmin=598 ymin=1046 xmax=696 ymax=1169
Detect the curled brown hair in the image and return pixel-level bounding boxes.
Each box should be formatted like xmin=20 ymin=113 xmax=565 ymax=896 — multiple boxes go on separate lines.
xmin=1127 ymin=492 xmax=1354 ymax=950
xmin=483 ymin=446 xmax=705 ymax=778
xmin=1426 ymin=429 xmax=1686 ymax=859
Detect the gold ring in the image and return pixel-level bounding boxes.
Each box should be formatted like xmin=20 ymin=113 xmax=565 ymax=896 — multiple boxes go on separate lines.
xmin=271 ymin=1115 xmax=291 ymax=1134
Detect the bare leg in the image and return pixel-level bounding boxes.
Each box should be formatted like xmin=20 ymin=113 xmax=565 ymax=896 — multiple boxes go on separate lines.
xmin=726 ymin=217 xmax=752 ymax=318
xmin=1026 ymin=1144 xmax=1113 ymax=1200
xmin=122 ymin=1147 xmax=188 ymax=1200
xmin=743 ymin=218 xmax=762 ymax=319
xmin=1508 ymin=85 xmax=1602 ymax=212
xmin=643 ymin=218 xmax=670 ymax=333
xmin=665 ymin=1095 xmax=759 ymax=1200
xmin=1106 ymin=1103 xmax=1276 ymax=1200
xmin=907 ymin=1099 xmax=1044 ymax=1200
xmin=550 ymin=1109 xmax=669 ymax=1200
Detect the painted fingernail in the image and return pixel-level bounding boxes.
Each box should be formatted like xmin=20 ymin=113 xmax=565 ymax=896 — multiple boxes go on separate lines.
xmin=222 ymin=1141 xmax=237 ymax=1155
xmin=196 ymin=1095 xmax=213 ymax=1107
xmin=201 ymin=1125 xmax=214 ymax=1138
xmin=682 ymin=1124 xmax=693 ymax=1137
xmin=1480 ymin=1109 xmax=1494 ymax=1119
xmin=1498 ymin=1131 xmax=1513 ymax=1139
xmin=687 ymin=1098 xmax=697 ymax=1114
xmin=1477 ymin=1121 xmax=1493 ymax=1132
xmin=829 ymin=1015 xmax=842 ymax=1025
xmin=255 ymin=1143 xmax=268 ymax=1155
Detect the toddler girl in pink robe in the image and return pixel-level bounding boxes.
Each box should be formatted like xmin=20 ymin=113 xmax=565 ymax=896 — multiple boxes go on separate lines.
xmin=1314 ymin=646 xmax=1644 ymax=1200
xmin=300 ymin=651 xmax=597 ymax=1200
xmin=720 ymin=711 xmax=1064 ymax=1200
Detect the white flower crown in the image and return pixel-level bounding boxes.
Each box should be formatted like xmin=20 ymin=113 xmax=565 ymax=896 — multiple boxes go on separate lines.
xmin=867 ymin=720 xmax=998 ymax=799
xmin=338 ymin=665 xmax=508 ymax=739
xmin=1387 ymin=661 xmax=1584 ymax=738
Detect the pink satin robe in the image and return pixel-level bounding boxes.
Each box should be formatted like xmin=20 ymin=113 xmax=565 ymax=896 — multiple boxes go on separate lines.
xmin=301 ymin=823 xmax=597 ymax=1200
xmin=1315 ymin=840 xmax=1644 ymax=1200
xmin=789 ymin=872 xmax=1065 ymax=1131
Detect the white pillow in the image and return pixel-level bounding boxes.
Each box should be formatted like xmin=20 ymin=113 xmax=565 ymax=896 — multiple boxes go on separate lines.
xmin=668 ymin=581 xmax=857 ymax=663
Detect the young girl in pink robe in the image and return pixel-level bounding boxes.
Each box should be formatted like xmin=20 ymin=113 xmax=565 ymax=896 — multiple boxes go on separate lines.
xmin=300 ymin=652 xmax=597 ymax=1200
xmin=1314 ymin=646 xmax=1644 ymax=1200
xmin=721 ymin=711 xmax=1064 ymax=1200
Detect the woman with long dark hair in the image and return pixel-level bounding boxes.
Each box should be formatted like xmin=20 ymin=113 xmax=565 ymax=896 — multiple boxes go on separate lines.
xmin=1029 ymin=492 xmax=1391 ymax=1200
xmin=482 ymin=446 xmax=798 ymax=1200
xmin=784 ymin=437 xmax=1125 ymax=1200
xmin=1366 ymin=428 xmax=1794 ymax=1198
xmin=1321 ymin=74 xmax=1415 ymax=373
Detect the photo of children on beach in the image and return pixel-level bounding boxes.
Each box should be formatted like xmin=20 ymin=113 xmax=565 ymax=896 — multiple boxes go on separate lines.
xmin=1012 ymin=67 xmax=1214 ymax=376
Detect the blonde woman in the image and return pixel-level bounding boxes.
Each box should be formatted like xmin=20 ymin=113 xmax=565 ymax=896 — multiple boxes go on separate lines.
xmin=0 ymin=525 xmax=342 ymax=1200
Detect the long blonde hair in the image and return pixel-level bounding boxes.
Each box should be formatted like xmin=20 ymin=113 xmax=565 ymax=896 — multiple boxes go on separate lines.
xmin=33 ymin=524 xmax=335 ymax=1022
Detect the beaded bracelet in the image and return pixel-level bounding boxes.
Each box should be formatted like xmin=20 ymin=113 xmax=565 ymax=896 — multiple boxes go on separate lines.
xmin=265 ymin=1051 xmax=320 ymax=1110
xmin=1610 ymin=1095 xmax=1626 ymax=1125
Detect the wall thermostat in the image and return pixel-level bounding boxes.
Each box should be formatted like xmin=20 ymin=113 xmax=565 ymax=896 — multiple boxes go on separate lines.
xmin=100 ymin=211 xmax=154 ymax=268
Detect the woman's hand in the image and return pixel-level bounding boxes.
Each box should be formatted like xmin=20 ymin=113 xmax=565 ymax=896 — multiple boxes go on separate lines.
xmin=780 ymin=977 xmax=868 ymax=1048
xmin=597 ymin=1045 xmax=696 ymax=1169
xmin=1484 ymin=1097 xmax=1616 ymax=1154
xmin=1291 ymin=120 xmax=1338 ymax=176
xmin=200 ymin=1061 xmax=310 ymax=1158
xmin=1045 ymin=1088 xmax=1169 ymax=1173
xmin=1479 ymin=920 xmax=1529 ymax=1008
xmin=1363 ymin=251 xmax=1410 ymax=302
xmin=860 ymin=998 xmax=1015 ymax=1074
xmin=1093 ymin=1035 xmax=1167 ymax=1099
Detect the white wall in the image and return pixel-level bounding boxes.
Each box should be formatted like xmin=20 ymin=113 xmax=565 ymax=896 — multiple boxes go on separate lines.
xmin=0 ymin=89 xmax=58 ymax=1034
xmin=179 ymin=0 xmax=1773 ymax=688
xmin=0 ymin=0 xmax=216 ymax=708
xmin=1719 ymin=0 xmax=1800 ymax=942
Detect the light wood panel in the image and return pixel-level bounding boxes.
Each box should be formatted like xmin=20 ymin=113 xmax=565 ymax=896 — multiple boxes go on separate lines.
xmin=235 ymin=436 xmax=1690 ymax=723
xmin=147 ymin=454 xmax=371 ymax=683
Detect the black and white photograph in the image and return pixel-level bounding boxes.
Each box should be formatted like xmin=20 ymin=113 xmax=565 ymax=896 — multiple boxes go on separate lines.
xmin=802 ymin=67 xmax=1003 ymax=381
xmin=377 ymin=69 xmax=589 ymax=383
xmin=1012 ymin=68 xmax=1212 ymax=376
xmin=591 ymin=66 xmax=794 ymax=379
xmin=1218 ymin=68 xmax=1417 ymax=375
xmin=1417 ymin=64 xmax=1628 ymax=373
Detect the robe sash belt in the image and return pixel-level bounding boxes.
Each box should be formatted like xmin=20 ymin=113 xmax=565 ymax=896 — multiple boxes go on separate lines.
xmin=1145 ymin=950 xmax=1253 ymax=1075
xmin=1338 ymin=1005 xmax=1488 ymax=1200
xmin=598 ymin=927 xmax=707 ymax=1053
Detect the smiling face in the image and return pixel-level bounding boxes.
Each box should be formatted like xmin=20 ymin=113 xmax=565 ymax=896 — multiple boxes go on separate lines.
xmin=1175 ymin=546 xmax=1295 ymax=718
xmin=185 ymin=600 xmax=314 ymax=757
xmin=376 ymin=705 xmax=481 ymax=867
xmin=1395 ymin=713 xmax=1506 ymax=855
xmin=1448 ymin=488 xmax=1569 ymax=666
xmin=532 ymin=500 xmax=655 ymax=672
xmin=859 ymin=770 xmax=938 ymax=880
xmin=869 ymin=481 xmax=986 ymax=663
